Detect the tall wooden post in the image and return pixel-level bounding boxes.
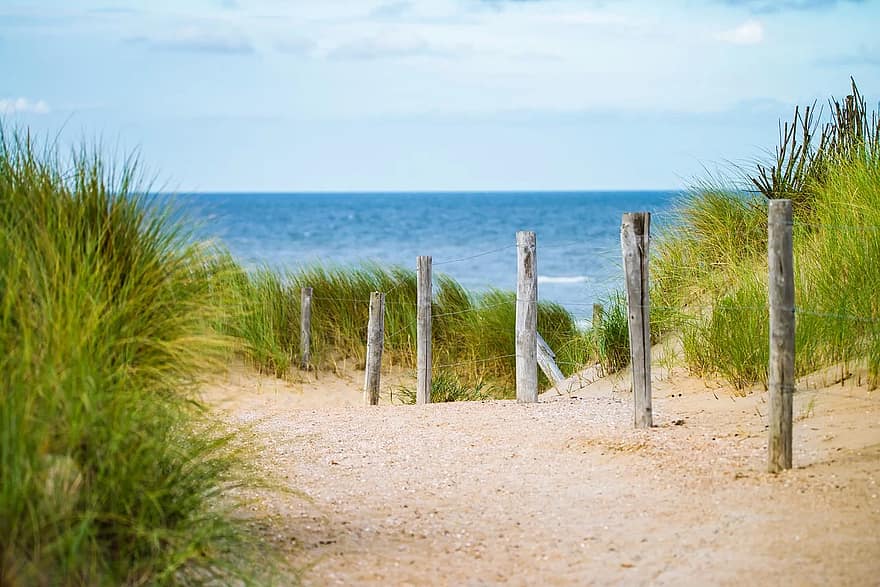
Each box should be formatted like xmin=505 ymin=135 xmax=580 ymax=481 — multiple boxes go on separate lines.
xmin=768 ymin=199 xmax=795 ymax=472
xmin=416 ymin=256 xmax=432 ymax=404
xmin=516 ymin=231 xmax=538 ymax=403
xmin=300 ymin=286 xmax=313 ymax=370
xmin=621 ymin=212 xmax=652 ymax=428
xmin=364 ymin=291 xmax=385 ymax=406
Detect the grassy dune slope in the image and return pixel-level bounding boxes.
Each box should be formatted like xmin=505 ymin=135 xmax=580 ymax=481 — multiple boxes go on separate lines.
xmin=0 ymin=130 xmax=266 ymax=585
xmin=652 ymin=81 xmax=880 ymax=389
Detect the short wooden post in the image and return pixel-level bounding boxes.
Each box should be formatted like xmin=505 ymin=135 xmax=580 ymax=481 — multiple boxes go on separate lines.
xmin=592 ymin=303 xmax=604 ymax=331
xmin=516 ymin=231 xmax=538 ymax=403
xmin=768 ymin=199 xmax=794 ymax=472
xmin=416 ymin=256 xmax=432 ymax=404
xmin=300 ymin=286 xmax=313 ymax=370
xmin=536 ymin=332 xmax=566 ymax=386
xmin=621 ymin=212 xmax=652 ymax=428
xmin=364 ymin=291 xmax=385 ymax=406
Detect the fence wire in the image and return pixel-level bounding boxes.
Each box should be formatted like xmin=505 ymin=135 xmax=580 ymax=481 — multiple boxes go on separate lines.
xmin=431 ymin=301 xmax=512 ymax=319
xmin=795 ymin=221 xmax=880 ymax=231
xmin=384 ymin=317 xmax=418 ymax=341
xmin=433 ymin=244 xmax=516 ymax=266
xmin=434 ymin=354 xmax=517 ymax=369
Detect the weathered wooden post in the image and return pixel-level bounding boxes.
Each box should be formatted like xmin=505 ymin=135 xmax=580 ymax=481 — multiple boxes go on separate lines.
xmin=416 ymin=256 xmax=432 ymax=404
xmin=621 ymin=212 xmax=652 ymax=428
xmin=592 ymin=303 xmax=604 ymax=331
xmin=364 ymin=291 xmax=385 ymax=406
xmin=768 ymin=199 xmax=794 ymax=472
xmin=536 ymin=332 xmax=566 ymax=387
xmin=516 ymin=231 xmax=538 ymax=403
xmin=300 ymin=286 xmax=313 ymax=370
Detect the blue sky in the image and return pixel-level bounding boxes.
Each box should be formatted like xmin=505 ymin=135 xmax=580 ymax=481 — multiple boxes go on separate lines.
xmin=1 ymin=0 xmax=878 ymax=191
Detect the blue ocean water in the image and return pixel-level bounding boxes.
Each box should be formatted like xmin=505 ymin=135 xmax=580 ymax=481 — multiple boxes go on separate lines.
xmin=180 ymin=191 xmax=679 ymax=321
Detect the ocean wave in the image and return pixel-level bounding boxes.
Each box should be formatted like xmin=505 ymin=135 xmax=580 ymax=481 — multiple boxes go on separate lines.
xmin=537 ymin=275 xmax=589 ymax=284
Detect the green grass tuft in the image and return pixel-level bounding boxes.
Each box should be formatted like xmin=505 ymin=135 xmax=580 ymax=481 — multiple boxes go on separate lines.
xmin=395 ymin=371 xmax=493 ymax=404
xmin=0 ymin=126 xmax=270 ymax=585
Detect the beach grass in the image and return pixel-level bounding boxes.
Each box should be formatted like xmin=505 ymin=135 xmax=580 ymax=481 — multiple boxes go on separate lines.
xmin=395 ymin=371 xmax=493 ymax=404
xmin=0 ymin=127 xmax=269 ymax=585
xmin=219 ymin=263 xmax=598 ymax=394
xmin=652 ymin=82 xmax=880 ymax=389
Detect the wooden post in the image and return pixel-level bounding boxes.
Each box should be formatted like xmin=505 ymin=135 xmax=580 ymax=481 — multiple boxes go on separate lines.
xmin=363 ymin=291 xmax=385 ymax=406
xmin=621 ymin=212 xmax=652 ymax=428
xmin=768 ymin=199 xmax=794 ymax=472
xmin=416 ymin=256 xmax=432 ymax=404
xmin=536 ymin=332 xmax=566 ymax=386
xmin=592 ymin=303 xmax=604 ymax=331
xmin=300 ymin=286 xmax=313 ymax=370
xmin=516 ymin=231 xmax=538 ymax=403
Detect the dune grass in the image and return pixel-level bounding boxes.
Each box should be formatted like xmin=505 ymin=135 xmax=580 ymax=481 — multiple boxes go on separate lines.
xmin=0 ymin=128 xmax=268 ymax=585
xmin=652 ymin=82 xmax=880 ymax=390
xmin=592 ymin=292 xmax=631 ymax=374
xmin=219 ymin=263 xmax=598 ymax=395
xmin=395 ymin=371 xmax=492 ymax=404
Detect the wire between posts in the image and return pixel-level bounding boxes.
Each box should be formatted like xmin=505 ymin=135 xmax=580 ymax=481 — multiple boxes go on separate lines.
xmin=383 ymin=276 xmax=413 ymax=297
xmin=312 ymin=295 xmax=372 ymax=304
xmin=385 ymin=301 xmax=517 ymax=339
xmin=431 ymin=300 xmax=512 ymax=319
xmin=434 ymin=354 xmax=517 ymax=369
xmin=312 ymin=295 xmax=418 ymax=307
xmin=433 ymin=244 xmax=517 ymax=266
xmin=385 ymin=317 xmax=418 ymax=341
xmin=376 ymin=301 xmax=879 ymax=324
xmin=793 ymin=222 xmax=880 ymax=231
xmin=795 ymin=309 xmax=880 ymax=324
xmin=600 ymin=304 xmax=879 ymax=324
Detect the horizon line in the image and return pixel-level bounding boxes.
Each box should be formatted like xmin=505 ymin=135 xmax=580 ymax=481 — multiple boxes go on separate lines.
xmin=165 ymin=188 xmax=685 ymax=195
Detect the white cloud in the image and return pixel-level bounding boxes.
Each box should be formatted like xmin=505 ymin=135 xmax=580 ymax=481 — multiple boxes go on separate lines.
xmin=539 ymin=10 xmax=630 ymax=26
xmin=128 ymin=26 xmax=253 ymax=54
xmin=0 ymin=97 xmax=50 ymax=114
xmin=325 ymin=35 xmax=458 ymax=60
xmin=275 ymin=36 xmax=315 ymax=55
xmin=716 ymin=20 xmax=765 ymax=44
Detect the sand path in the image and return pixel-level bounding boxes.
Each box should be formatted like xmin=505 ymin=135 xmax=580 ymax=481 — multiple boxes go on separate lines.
xmin=203 ymin=364 xmax=880 ymax=585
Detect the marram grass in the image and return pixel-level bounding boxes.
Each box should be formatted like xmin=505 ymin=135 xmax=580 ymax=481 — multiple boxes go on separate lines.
xmin=652 ymin=83 xmax=880 ymax=390
xmin=0 ymin=127 xmax=271 ymax=585
xmin=218 ymin=263 xmax=601 ymax=395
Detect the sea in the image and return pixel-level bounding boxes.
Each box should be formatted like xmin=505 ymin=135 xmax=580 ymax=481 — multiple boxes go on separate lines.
xmin=179 ymin=191 xmax=679 ymax=322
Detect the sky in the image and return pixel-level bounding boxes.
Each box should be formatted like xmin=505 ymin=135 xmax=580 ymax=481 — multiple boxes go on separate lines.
xmin=1 ymin=0 xmax=878 ymax=191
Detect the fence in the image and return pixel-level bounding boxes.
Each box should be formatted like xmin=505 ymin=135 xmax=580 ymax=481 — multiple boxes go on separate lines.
xmin=293 ymin=199 xmax=877 ymax=475
xmin=295 ymin=235 xmax=628 ymax=403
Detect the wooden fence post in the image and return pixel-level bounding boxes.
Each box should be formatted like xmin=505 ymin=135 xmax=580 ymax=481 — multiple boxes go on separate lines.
xmin=592 ymin=303 xmax=604 ymax=331
xmin=364 ymin=291 xmax=385 ymax=406
xmin=417 ymin=256 xmax=432 ymax=404
xmin=621 ymin=212 xmax=653 ymax=428
xmin=300 ymin=286 xmax=313 ymax=370
xmin=768 ymin=199 xmax=794 ymax=472
xmin=516 ymin=231 xmax=538 ymax=403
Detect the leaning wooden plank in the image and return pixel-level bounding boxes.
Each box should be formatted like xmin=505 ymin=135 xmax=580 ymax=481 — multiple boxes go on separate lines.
xmin=537 ymin=332 xmax=566 ymax=387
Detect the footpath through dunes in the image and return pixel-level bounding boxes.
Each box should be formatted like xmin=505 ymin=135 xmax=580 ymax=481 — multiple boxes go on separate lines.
xmin=202 ymin=363 xmax=880 ymax=586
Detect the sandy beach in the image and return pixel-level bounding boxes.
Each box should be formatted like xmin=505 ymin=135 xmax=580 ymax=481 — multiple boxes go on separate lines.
xmin=202 ymin=361 xmax=880 ymax=585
